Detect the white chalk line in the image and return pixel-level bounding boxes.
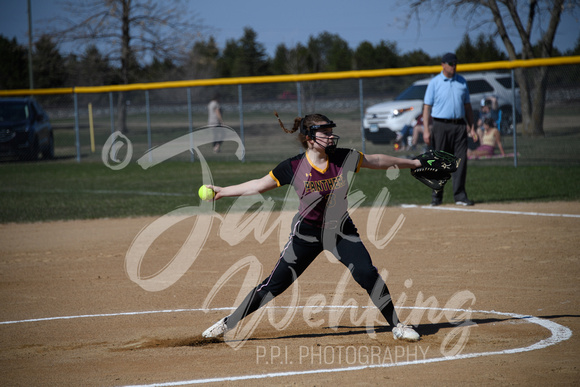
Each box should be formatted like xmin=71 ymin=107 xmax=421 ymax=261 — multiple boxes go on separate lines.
xmin=1 ymin=306 xmax=572 ymax=386
xmin=400 ymin=204 xmax=580 ymax=218
xmin=3 ymin=187 xmax=577 ymax=215
xmin=0 ymin=188 xmax=297 ymax=202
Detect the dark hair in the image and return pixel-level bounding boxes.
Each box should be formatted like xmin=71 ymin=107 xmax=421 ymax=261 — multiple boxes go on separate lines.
xmin=483 ymin=117 xmax=496 ymax=128
xmin=274 ymin=112 xmax=333 ymax=149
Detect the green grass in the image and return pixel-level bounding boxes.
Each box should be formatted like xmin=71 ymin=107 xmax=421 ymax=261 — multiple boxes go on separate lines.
xmin=0 ymin=159 xmax=579 ymax=224
xmin=2 ymin=106 xmax=579 ymax=223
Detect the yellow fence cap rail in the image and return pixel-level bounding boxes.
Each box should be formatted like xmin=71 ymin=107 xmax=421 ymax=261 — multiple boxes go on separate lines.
xmin=0 ymin=87 xmax=74 ymax=96
xmin=1 ymin=56 xmax=579 ymax=97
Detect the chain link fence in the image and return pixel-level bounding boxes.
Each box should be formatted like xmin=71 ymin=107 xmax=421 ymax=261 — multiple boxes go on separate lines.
xmin=7 ymin=60 xmax=580 ymax=166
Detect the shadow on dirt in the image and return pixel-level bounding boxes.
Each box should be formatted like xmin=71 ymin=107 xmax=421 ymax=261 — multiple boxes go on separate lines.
xmin=113 ymin=314 xmax=579 ymax=351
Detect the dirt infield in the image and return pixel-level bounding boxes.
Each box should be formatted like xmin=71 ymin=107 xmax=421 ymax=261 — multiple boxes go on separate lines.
xmin=1 ymin=201 xmax=579 ymax=386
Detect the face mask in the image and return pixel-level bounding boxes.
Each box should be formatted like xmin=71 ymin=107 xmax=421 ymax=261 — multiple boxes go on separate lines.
xmin=302 ymin=121 xmax=339 ymax=155
xmin=313 ymin=134 xmax=340 ymax=154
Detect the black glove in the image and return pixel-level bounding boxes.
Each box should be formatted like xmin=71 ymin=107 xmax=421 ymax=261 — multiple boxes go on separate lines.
xmin=411 ymin=150 xmax=461 ymax=191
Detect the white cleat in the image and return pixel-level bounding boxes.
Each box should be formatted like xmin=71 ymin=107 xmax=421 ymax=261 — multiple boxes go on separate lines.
xmin=392 ymin=323 xmax=420 ymax=342
xmin=202 ymin=317 xmax=229 ymax=338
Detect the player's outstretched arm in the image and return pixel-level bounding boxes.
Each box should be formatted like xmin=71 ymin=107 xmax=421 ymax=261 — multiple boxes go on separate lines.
xmin=207 ymin=174 xmax=277 ymax=200
xmin=361 ymin=154 xmax=421 ymax=170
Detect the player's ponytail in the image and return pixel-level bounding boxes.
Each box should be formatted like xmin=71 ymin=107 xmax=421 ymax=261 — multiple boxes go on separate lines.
xmin=274 ymin=111 xmax=300 ymax=133
xmin=274 ymin=111 xmax=309 ymax=148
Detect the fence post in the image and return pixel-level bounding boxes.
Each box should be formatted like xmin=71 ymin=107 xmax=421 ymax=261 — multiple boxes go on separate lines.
xmin=296 ymin=82 xmax=302 ymax=117
xmin=187 ymin=87 xmax=194 ymax=162
xmin=88 ymin=103 xmax=95 ymax=153
xmin=74 ymin=92 xmax=80 ymax=162
xmin=238 ymin=84 xmax=245 ymax=163
xmin=511 ymin=69 xmax=518 ymax=167
xmin=109 ymin=92 xmax=114 ymax=133
xmin=359 ymin=78 xmax=366 ymax=154
xmin=146 ymin=90 xmax=152 ymax=164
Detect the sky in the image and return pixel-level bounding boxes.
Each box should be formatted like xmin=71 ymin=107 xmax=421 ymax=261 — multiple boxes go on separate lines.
xmin=0 ymin=0 xmax=578 ymax=61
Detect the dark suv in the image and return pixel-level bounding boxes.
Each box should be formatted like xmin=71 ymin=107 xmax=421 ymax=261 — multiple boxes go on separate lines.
xmin=0 ymin=98 xmax=54 ymax=160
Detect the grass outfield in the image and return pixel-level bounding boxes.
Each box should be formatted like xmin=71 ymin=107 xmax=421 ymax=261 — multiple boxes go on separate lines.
xmin=0 ymin=159 xmax=579 ymax=223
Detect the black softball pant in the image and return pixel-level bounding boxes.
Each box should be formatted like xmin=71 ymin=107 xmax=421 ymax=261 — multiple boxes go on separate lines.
xmin=225 ymin=217 xmax=399 ymax=329
xmin=430 ymin=120 xmax=469 ymax=202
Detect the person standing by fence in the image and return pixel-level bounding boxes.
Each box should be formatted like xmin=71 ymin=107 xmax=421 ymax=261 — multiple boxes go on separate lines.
xmin=208 ymin=94 xmax=224 ymax=153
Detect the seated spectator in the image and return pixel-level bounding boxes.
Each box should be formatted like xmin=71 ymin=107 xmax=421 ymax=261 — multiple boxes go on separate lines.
xmin=468 ymin=117 xmax=505 ymax=159
xmin=410 ymin=115 xmax=431 ymax=151
xmin=395 ymin=123 xmax=413 ymax=151
xmin=477 ymin=96 xmax=499 ymax=131
xmin=394 ymin=115 xmax=432 ymax=151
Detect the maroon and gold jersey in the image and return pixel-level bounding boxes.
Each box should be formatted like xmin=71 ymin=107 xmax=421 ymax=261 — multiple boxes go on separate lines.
xmin=269 ymin=148 xmax=363 ymax=226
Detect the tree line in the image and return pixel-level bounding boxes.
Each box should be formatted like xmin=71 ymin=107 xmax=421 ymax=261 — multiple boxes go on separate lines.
xmin=4 ymin=27 xmax=577 ymax=91
xmin=2 ymin=0 xmax=579 ymax=137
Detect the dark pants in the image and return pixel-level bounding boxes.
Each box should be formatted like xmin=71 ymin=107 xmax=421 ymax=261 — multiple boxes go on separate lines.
xmin=226 ymin=217 xmax=399 ymax=329
xmin=430 ymin=120 xmax=469 ymax=202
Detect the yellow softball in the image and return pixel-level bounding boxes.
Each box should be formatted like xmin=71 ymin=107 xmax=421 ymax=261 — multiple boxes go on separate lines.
xmin=198 ymin=185 xmax=215 ymax=201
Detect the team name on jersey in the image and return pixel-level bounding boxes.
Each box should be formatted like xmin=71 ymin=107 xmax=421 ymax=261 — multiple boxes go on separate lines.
xmin=303 ymin=173 xmax=346 ymax=194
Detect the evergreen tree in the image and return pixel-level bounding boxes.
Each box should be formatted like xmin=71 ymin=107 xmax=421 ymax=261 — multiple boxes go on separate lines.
xmin=33 ymin=34 xmax=67 ymax=88
xmin=354 ymin=41 xmax=377 ymax=70
xmin=185 ymin=37 xmax=220 ymax=79
xmin=326 ymin=36 xmax=352 ymax=72
xmin=401 ymin=49 xmax=434 ymax=67
xmin=456 ymin=33 xmax=507 ymax=63
xmin=233 ymin=27 xmax=270 ymax=77
xmin=77 ymin=45 xmax=114 ymax=86
xmin=272 ymin=44 xmax=289 ymax=75
xmin=306 ymin=32 xmax=352 ymax=73
xmin=287 ymin=43 xmax=310 ymax=75
xmin=218 ymin=39 xmax=239 ymax=78
xmin=456 ymin=34 xmax=479 ymax=63
xmin=0 ymin=35 xmax=28 ymax=89
xmin=142 ymin=57 xmax=177 ymax=82
xmin=374 ymin=40 xmax=399 ymax=68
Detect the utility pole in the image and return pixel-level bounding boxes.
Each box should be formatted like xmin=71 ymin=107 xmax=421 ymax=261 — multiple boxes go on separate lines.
xmin=27 ymin=0 xmax=34 ymax=89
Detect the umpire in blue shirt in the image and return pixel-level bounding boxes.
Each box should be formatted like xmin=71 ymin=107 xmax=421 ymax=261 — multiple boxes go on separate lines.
xmin=422 ymin=52 xmax=477 ymax=206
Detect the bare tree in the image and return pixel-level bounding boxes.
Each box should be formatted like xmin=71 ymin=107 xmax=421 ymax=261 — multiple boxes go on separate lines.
xmin=406 ymin=0 xmax=579 ymax=136
xmin=44 ymin=0 xmax=206 ymax=133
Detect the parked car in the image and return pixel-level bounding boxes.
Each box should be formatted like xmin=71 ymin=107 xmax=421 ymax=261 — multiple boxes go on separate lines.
xmin=363 ymin=72 xmax=521 ymax=144
xmin=0 ymin=98 xmax=54 ymax=160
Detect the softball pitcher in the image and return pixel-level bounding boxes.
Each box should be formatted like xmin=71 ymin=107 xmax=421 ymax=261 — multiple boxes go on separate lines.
xmin=202 ymin=113 xmax=421 ymax=342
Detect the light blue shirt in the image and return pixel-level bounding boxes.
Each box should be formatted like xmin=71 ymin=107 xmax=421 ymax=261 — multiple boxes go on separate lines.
xmin=424 ymin=72 xmax=470 ymax=119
